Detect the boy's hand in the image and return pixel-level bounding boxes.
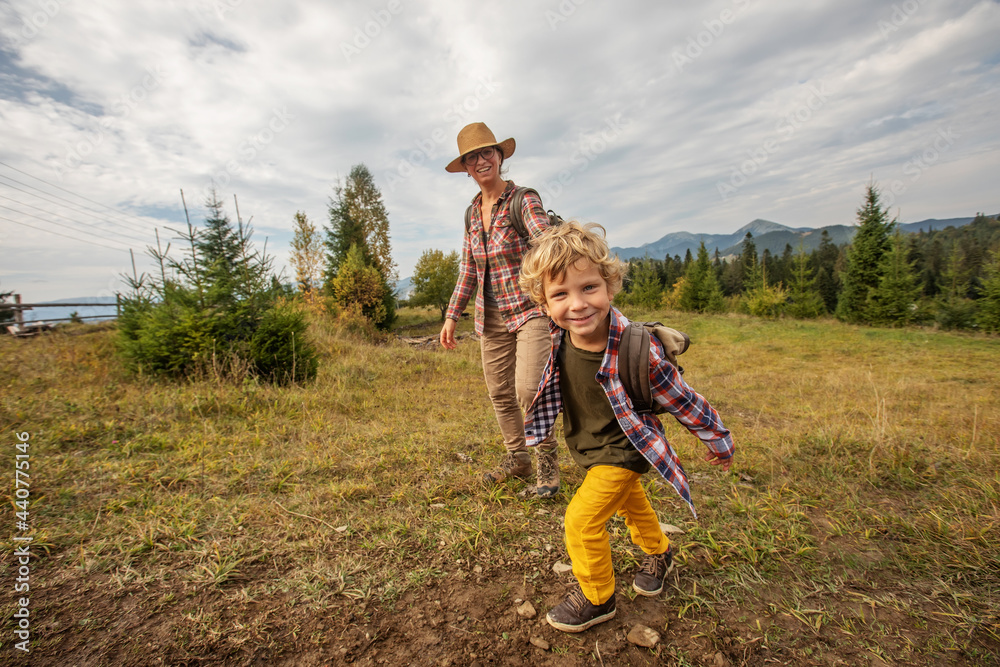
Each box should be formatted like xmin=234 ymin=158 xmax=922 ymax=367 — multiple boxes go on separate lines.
xmin=704 ymin=450 xmax=733 ymax=472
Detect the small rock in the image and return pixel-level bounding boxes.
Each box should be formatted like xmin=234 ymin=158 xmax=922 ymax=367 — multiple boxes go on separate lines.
xmin=659 ymin=523 xmax=685 ymax=535
xmin=627 ymin=624 xmax=660 ymax=648
xmin=456 ymin=453 xmax=473 ymax=463
xmin=516 ymin=601 xmax=537 ymax=619
xmin=473 ymin=565 xmax=483 ymax=574
xmin=714 ymin=651 xmax=729 ymax=667
xmin=544 ymin=543 xmax=553 ymax=552
xmin=552 ymin=561 xmax=573 ymax=575
xmin=529 ymin=636 xmax=550 ymax=651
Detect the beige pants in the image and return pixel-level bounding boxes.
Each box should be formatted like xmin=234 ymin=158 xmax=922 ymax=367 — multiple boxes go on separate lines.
xmin=480 ymin=299 xmax=556 ymax=453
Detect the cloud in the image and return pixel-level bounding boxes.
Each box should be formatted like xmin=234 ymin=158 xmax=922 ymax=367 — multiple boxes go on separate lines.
xmin=1 ymin=0 xmax=998 ymax=302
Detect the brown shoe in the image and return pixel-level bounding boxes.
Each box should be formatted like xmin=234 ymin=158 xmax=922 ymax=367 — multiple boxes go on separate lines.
xmin=546 ymin=587 xmax=616 ymax=633
xmin=482 ymin=451 xmax=532 ymax=485
xmin=535 ymin=447 xmax=560 ymax=498
xmin=633 ymin=547 xmax=673 ymax=597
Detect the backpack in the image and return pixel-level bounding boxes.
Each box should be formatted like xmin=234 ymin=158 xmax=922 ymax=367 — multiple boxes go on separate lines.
xmin=617 ymin=321 xmax=690 ymax=414
xmin=464 ymin=186 xmax=564 ymax=238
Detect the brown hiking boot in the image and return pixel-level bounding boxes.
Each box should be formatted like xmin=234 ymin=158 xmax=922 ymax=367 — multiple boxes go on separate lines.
xmin=546 ymin=587 xmax=616 ymax=633
xmin=633 ymin=547 xmax=673 ymax=597
xmin=482 ymin=451 xmax=532 ymax=485
xmin=535 ymin=447 xmax=560 ymax=498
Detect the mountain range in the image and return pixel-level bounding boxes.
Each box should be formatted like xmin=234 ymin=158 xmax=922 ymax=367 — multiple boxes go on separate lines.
xmin=609 ymin=216 xmax=978 ymax=261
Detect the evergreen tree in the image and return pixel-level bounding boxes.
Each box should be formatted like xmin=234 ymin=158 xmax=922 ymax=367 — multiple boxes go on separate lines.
xmin=118 ymin=194 xmax=316 ymax=384
xmin=196 ymin=190 xmax=244 ymax=303
xmin=324 ymin=164 xmax=396 ymax=281
xmin=628 ymin=259 xmax=664 ymax=310
xmin=0 ymin=286 xmax=14 ymax=326
xmin=323 ymin=164 xmax=398 ymax=329
xmin=331 ymin=244 xmax=392 ymax=329
xmin=836 ymin=183 xmax=895 ymax=323
xmin=679 ymin=242 xmax=725 ymax=313
xmin=739 ymin=232 xmax=758 ymax=294
xmin=813 ymin=229 xmax=841 ymax=312
xmin=742 ymin=255 xmax=788 ymax=318
xmin=935 ymin=245 xmax=976 ymax=330
xmin=289 ymin=211 xmax=323 ymax=295
xmin=786 ymin=244 xmax=825 ymax=319
xmin=866 ymin=232 xmax=921 ymax=326
xmin=976 ymin=248 xmax=1000 ymax=332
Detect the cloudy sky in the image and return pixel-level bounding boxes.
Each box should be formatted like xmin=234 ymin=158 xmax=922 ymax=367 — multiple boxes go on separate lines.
xmin=1 ymin=0 xmax=998 ymax=303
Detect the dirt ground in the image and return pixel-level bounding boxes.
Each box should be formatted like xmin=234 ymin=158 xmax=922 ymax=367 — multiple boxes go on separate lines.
xmin=16 ymin=543 xmax=998 ymax=667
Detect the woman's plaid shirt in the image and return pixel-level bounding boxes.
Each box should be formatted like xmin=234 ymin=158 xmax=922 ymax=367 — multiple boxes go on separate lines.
xmin=524 ymin=307 xmax=734 ymax=518
xmin=445 ymin=181 xmax=549 ymax=335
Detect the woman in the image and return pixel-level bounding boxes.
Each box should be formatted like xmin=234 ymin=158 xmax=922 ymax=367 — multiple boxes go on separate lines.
xmin=439 ymin=122 xmax=559 ymax=498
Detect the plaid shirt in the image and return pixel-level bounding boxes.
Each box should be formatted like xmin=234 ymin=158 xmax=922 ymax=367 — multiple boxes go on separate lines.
xmin=445 ymin=181 xmax=549 ymax=335
xmin=524 ymin=307 xmax=734 ymax=518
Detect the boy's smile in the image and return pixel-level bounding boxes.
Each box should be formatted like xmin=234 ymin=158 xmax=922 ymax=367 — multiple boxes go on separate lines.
xmin=543 ymin=258 xmax=612 ymax=352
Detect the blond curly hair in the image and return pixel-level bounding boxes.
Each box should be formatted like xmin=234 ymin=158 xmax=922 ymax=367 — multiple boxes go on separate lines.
xmin=519 ymin=221 xmax=627 ymax=306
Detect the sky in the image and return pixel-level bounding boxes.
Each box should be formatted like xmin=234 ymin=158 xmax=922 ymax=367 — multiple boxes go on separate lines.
xmin=1 ymin=0 xmax=998 ymax=303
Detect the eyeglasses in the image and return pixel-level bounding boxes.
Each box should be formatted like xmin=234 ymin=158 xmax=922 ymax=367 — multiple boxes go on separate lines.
xmin=462 ymin=146 xmax=497 ymax=166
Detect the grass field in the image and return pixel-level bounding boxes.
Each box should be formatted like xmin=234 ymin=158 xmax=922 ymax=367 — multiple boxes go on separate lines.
xmin=1 ymin=307 xmax=998 ymax=666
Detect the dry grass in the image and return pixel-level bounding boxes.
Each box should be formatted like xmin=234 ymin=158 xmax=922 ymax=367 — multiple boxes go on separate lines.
xmin=1 ymin=309 xmax=997 ymax=665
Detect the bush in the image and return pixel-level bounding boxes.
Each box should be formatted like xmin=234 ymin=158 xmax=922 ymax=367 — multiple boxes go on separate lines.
xmin=118 ymin=192 xmax=318 ymax=384
xmin=249 ymin=304 xmax=318 ymax=384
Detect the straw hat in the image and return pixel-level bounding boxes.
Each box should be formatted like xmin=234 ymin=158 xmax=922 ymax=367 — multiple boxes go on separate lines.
xmin=445 ymin=122 xmax=516 ymax=173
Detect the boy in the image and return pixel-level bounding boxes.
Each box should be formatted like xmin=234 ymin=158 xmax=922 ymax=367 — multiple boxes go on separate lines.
xmin=519 ymin=222 xmax=734 ymax=633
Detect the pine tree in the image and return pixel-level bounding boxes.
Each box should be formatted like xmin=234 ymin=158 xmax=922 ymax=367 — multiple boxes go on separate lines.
xmin=289 ymin=211 xmax=323 ymax=295
xmin=866 ymin=232 xmax=921 ymax=326
xmin=813 ymin=229 xmax=840 ymax=312
xmin=836 ymin=183 xmax=895 ymax=323
xmin=976 ymin=248 xmax=1000 ymax=332
xmin=324 ymin=164 xmax=396 ymax=282
xmin=331 ymin=243 xmax=391 ymax=328
xmin=739 ymin=232 xmax=758 ymax=295
xmin=323 ymin=164 xmax=397 ymax=329
xmin=628 ymin=259 xmax=664 ymax=310
xmin=742 ymin=255 xmax=788 ymax=318
xmin=786 ymin=244 xmax=825 ymax=319
xmin=935 ymin=246 xmax=976 ymax=330
xmin=679 ymin=242 xmax=725 ymax=312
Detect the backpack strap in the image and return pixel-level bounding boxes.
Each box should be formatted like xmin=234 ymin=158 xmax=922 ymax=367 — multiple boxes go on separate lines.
xmin=618 ymin=321 xmax=690 ymax=413
xmin=618 ymin=321 xmax=654 ymax=413
xmin=509 ymin=186 xmax=535 ymax=239
xmin=469 ymin=186 xmax=555 ymax=239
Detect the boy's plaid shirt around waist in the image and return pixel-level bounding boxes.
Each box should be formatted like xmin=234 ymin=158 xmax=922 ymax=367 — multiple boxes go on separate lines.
xmin=445 ymin=181 xmax=548 ymax=335
xmin=524 ymin=307 xmax=734 ymax=518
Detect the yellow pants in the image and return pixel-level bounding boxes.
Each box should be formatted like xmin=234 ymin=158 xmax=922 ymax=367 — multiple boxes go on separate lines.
xmin=565 ymin=465 xmax=670 ymax=605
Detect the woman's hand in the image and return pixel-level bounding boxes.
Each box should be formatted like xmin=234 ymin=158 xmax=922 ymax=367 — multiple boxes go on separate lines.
xmin=440 ymin=318 xmax=458 ymax=350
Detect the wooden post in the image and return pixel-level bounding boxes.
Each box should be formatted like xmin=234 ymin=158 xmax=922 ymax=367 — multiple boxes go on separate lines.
xmin=14 ymin=294 xmax=23 ymax=327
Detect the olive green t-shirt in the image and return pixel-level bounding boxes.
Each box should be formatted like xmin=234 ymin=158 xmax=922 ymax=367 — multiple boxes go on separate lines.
xmin=558 ymin=336 xmax=651 ymax=474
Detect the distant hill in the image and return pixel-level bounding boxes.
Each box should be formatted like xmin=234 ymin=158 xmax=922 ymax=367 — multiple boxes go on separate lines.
xmin=395 ymin=277 xmax=414 ymax=300
xmin=21 ymin=296 xmax=118 ymax=325
xmin=610 ymin=216 xmax=979 ymax=260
